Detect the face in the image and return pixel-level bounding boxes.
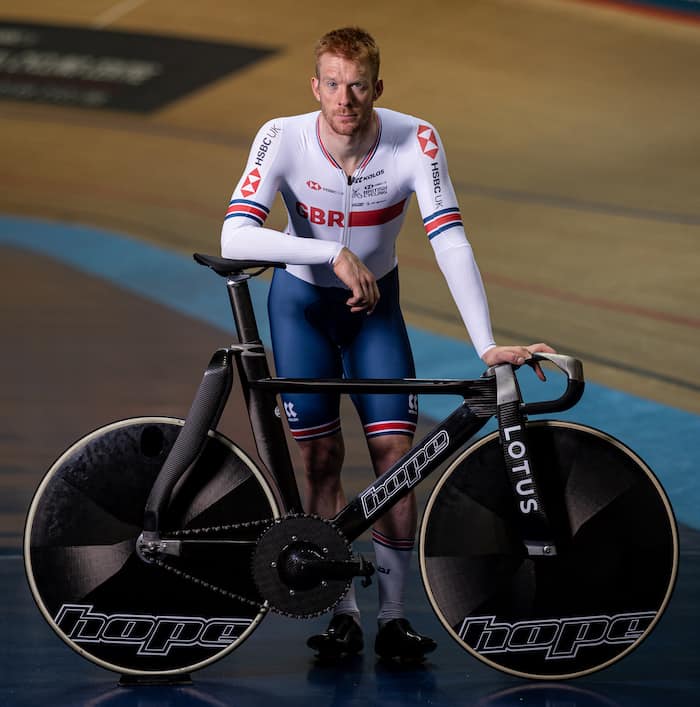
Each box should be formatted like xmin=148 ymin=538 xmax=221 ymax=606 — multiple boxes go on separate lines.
xmin=311 ymin=53 xmax=383 ymax=138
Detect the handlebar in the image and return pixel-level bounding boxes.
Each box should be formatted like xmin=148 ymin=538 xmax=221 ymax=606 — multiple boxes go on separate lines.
xmin=520 ymin=352 xmax=585 ymax=415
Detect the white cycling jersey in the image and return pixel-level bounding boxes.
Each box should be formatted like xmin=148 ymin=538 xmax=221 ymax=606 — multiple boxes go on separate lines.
xmin=221 ymin=107 xmax=496 ymax=356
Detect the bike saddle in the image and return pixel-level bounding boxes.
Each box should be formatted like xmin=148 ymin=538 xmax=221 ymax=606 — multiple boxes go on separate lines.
xmin=194 ymin=253 xmax=286 ymax=277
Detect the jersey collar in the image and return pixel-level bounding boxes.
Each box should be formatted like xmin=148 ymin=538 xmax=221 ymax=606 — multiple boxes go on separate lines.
xmin=315 ymin=111 xmax=383 ymax=174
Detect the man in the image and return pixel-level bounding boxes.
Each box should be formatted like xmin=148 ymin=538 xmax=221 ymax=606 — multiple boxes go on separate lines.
xmin=221 ymin=27 xmax=553 ymax=661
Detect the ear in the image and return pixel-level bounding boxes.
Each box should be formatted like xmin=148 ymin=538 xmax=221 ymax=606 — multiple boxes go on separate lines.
xmin=311 ymin=76 xmax=321 ymax=102
xmin=374 ymin=79 xmax=384 ymax=101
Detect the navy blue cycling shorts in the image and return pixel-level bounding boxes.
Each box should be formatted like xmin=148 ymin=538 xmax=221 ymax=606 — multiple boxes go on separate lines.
xmin=268 ymin=267 xmax=418 ymax=442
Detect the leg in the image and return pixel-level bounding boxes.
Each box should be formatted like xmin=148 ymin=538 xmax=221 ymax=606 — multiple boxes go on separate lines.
xmin=297 ymin=433 xmax=346 ymax=519
xmin=298 ymin=430 xmax=364 ymax=623
xmin=367 ymin=433 xmax=416 ymax=542
xmin=365 ymin=434 xmax=435 ymax=660
xmin=367 ymin=434 xmax=417 ymax=620
xmin=267 ymin=271 xmax=364 ymax=655
xmin=300 ymin=432 xmax=364 ymax=656
xmin=345 ymin=269 xmax=436 ymax=659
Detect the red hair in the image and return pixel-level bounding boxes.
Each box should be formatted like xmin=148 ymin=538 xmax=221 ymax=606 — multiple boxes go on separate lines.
xmin=314 ymin=27 xmax=380 ymax=82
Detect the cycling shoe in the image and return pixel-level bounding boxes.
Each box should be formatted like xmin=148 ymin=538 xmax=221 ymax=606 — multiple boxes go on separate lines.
xmin=374 ymin=618 xmax=436 ymax=661
xmin=307 ymin=614 xmax=364 ymax=657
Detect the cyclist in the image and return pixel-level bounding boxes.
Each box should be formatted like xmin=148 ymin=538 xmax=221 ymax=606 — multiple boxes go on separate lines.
xmin=221 ymin=26 xmax=553 ymax=661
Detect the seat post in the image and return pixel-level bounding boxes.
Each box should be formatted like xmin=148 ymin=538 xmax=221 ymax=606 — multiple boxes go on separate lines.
xmin=225 ymin=273 xmax=303 ymax=513
xmin=226 ymin=274 xmax=261 ymax=344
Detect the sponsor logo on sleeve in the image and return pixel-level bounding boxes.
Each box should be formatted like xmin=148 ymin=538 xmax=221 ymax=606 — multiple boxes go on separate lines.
xmin=253 ymin=124 xmax=281 ymax=167
xmin=417 ymin=125 xmax=439 ymax=159
xmin=240 ymin=168 xmax=261 ymax=198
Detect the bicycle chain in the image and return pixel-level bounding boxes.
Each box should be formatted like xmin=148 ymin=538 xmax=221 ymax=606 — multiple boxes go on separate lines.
xmin=151 ymin=514 xmax=360 ymax=618
xmin=151 ymin=517 xmax=274 ymax=611
xmin=162 ymin=517 xmax=272 ymax=538
xmin=150 ymin=555 xmax=266 ymax=610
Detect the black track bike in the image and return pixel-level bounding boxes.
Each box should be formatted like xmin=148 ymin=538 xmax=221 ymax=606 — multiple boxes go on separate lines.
xmin=24 ymin=255 xmax=678 ymax=681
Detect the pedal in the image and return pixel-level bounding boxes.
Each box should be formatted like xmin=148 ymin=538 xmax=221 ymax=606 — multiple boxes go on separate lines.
xmin=355 ymin=554 xmax=375 ymax=587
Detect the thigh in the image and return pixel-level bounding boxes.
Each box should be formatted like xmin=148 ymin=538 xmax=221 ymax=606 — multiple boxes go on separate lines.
xmin=268 ymin=269 xmax=342 ymax=439
xmin=342 ymin=268 xmax=418 ymax=437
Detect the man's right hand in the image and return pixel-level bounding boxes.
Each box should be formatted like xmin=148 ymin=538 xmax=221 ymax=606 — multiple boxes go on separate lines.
xmin=332 ymin=247 xmax=380 ymax=313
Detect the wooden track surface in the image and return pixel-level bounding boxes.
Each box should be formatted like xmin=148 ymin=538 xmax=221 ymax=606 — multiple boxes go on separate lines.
xmin=2 ymin=0 xmax=699 ymax=414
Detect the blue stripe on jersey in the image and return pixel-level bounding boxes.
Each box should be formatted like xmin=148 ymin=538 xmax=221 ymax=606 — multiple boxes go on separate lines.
xmin=423 ymin=207 xmax=464 ymax=240
xmin=422 ymin=207 xmax=461 ymax=225
xmin=225 ymin=199 xmax=270 ymax=226
xmin=427 ymin=220 xmax=464 ymax=240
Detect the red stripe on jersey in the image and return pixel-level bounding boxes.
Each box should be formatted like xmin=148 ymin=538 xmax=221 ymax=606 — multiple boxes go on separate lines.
xmin=349 ymin=199 xmax=406 ymax=228
xmin=424 ymin=211 xmax=462 ymax=235
xmin=316 ymin=118 xmax=341 ymax=168
xmin=226 ymin=203 xmax=268 ymax=221
xmin=358 ymin=115 xmax=383 ymax=170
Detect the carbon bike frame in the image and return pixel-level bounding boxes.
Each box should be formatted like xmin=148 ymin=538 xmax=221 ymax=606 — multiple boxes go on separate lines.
xmin=143 ymin=257 xmax=584 ymax=556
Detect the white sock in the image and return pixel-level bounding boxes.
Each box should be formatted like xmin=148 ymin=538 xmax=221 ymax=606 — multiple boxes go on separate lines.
xmin=372 ymin=529 xmax=413 ymax=625
xmin=333 ymin=582 xmax=360 ymax=623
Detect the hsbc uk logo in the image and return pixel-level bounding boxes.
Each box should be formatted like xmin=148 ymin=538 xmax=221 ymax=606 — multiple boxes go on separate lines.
xmin=240 ymin=168 xmax=261 ymax=198
xmin=417 ymin=125 xmax=439 ymax=159
xmin=54 ymin=604 xmax=252 ymax=656
xmin=459 ymin=611 xmax=656 ymax=661
xmin=306 ymin=180 xmax=322 ymax=191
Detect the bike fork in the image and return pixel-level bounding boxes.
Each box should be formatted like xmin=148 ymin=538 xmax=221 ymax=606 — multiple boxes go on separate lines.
xmin=494 ymin=364 xmax=559 ymax=557
xmin=143 ymin=348 xmax=234 ymax=535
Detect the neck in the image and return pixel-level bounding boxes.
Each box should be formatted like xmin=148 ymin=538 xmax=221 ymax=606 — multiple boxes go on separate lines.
xmin=319 ymin=111 xmax=378 ymax=177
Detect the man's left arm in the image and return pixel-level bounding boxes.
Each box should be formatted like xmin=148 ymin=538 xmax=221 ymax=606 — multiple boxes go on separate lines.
xmin=412 ymin=121 xmax=553 ymax=375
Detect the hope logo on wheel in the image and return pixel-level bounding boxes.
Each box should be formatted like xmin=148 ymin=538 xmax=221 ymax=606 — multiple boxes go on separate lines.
xmin=55 ymin=604 xmax=252 ymax=656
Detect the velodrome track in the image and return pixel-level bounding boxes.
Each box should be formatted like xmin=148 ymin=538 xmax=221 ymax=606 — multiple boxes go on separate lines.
xmin=1 ymin=1 xmax=698 ymax=705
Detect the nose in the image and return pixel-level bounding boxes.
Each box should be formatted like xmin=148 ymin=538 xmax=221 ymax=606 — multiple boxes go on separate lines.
xmin=337 ymin=84 xmax=352 ymax=105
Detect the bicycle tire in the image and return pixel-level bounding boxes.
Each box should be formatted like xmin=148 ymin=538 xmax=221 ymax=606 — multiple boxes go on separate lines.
xmin=24 ymin=417 xmax=281 ymax=676
xmin=419 ymin=420 xmax=678 ymax=680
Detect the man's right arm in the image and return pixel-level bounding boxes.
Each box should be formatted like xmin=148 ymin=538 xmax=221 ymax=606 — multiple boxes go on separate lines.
xmin=220 ymin=118 xmax=342 ymax=266
xmin=220 ymin=118 xmax=379 ymax=310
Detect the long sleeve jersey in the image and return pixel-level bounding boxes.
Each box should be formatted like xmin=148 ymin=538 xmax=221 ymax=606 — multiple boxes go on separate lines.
xmin=221 ymin=107 xmax=496 ymax=357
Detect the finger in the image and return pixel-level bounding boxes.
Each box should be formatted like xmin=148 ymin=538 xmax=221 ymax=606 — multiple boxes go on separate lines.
xmin=348 ymin=298 xmax=372 ymax=313
xmin=346 ymin=297 xmax=368 ymax=310
xmin=353 ymin=276 xmax=378 ymax=312
xmin=367 ymin=282 xmax=380 ymax=313
xmin=346 ymin=290 xmax=370 ymax=312
xmin=512 ymin=349 xmax=529 ymax=366
xmin=527 ymin=342 xmax=556 ymax=355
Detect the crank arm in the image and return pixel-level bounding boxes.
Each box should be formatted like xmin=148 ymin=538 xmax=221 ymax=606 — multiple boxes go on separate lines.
xmin=297 ymin=555 xmax=375 ymax=585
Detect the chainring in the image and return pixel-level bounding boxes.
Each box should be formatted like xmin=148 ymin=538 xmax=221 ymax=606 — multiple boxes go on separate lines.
xmin=251 ymin=514 xmax=352 ymax=618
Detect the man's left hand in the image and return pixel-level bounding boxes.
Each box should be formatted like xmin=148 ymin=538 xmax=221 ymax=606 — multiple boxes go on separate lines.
xmin=481 ymin=343 xmax=556 ymax=381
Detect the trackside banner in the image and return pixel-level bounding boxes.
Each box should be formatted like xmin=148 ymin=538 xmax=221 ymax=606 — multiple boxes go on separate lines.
xmin=0 ymin=21 xmax=275 ymax=112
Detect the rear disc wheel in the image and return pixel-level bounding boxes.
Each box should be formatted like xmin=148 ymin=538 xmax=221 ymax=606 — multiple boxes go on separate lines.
xmin=24 ymin=417 xmax=280 ymax=676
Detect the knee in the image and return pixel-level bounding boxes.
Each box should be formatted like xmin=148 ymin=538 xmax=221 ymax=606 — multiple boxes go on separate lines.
xmin=299 ymin=434 xmax=344 ymax=482
xmin=368 ymin=435 xmax=413 ymax=475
